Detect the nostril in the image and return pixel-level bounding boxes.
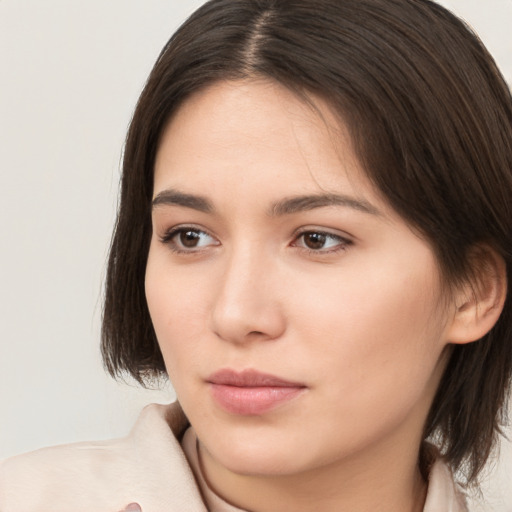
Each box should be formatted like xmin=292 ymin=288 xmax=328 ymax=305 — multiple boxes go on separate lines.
xmin=120 ymin=503 xmax=142 ymax=512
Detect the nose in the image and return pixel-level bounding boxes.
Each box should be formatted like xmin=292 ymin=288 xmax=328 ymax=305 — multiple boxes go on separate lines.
xmin=210 ymin=246 xmax=286 ymax=345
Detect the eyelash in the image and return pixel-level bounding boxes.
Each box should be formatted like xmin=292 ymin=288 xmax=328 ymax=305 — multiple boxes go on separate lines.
xmin=159 ymin=226 xmax=353 ymax=256
xmin=292 ymin=229 xmax=352 ymax=255
xmin=159 ymin=226 xmax=218 ymax=254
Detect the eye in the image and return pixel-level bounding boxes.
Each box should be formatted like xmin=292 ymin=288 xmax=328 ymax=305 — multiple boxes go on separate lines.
xmin=293 ymin=230 xmax=351 ymax=253
xmin=160 ymin=227 xmax=219 ymax=253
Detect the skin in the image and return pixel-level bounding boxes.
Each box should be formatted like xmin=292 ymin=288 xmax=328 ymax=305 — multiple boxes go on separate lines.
xmin=145 ymin=79 xmax=461 ymax=512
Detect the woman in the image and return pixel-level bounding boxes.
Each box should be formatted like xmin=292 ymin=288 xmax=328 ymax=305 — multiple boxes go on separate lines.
xmin=1 ymin=0 xmax=511 ymax=511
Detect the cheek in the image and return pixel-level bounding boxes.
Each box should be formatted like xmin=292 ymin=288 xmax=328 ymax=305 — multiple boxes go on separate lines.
xmin=145 ymin=246 xmax=210 ymax=376
xmin=292 ymin=252 xmax=448 ymax=409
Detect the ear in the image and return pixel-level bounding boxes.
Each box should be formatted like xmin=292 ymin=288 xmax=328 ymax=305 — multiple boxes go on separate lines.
xmin=447 ymin=246 xmax=507 ymax=344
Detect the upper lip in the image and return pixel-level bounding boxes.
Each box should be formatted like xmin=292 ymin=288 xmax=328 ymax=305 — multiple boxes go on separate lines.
xmin=207 ymin=369 xmax=306 ymax=388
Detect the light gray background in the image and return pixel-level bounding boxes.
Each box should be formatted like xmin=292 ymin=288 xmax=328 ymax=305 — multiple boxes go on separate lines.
xmin=1 ymin=1 xmax=511 ymax=510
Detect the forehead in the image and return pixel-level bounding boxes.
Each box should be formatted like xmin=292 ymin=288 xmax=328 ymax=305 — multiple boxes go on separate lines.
xmin=154 ymin=79 xmax=381 ymax=205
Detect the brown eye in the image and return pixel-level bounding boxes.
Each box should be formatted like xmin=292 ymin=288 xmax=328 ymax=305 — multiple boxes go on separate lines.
xmin=160 ymin=227 xmax=218 ymax=252
xmin=294 ymin=230 xmax=350 ymax=253
xmin=179 ymin=230 xmax=202 ymax=248
xmin=303 ymin=232 xmax=327 ymax=250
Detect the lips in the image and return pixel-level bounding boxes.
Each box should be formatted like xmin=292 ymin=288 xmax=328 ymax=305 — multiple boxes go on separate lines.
xmin=207 ymin=369 xmax=306 ymax=415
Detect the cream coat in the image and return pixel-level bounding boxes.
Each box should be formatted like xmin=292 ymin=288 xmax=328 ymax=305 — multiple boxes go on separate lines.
xmin=0 ymin=402 xmax=468 ymax=512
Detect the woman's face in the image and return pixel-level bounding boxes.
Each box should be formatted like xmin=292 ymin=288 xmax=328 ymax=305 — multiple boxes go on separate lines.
xmin=146 ymin=79 xmax=456 ymax=478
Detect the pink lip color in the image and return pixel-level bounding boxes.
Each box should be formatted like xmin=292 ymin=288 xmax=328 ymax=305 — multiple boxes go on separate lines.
xmin=207 ymin=369 xmax=306 ymax=415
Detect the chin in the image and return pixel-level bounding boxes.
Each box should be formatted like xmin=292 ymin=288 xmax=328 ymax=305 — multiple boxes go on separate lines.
xmin=202 ymin=429 xmax=320 ymax=477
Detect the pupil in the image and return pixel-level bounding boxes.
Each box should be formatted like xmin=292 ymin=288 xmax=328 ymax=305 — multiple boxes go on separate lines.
xmin=180 ymin=230 xmax=200 ymax=248
xmin=305 ymin=233 xmax=326 ymax=250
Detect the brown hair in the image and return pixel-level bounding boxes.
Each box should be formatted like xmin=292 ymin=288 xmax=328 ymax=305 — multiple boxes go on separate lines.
xmin=102 ymin=0 xmax=512 ymax=484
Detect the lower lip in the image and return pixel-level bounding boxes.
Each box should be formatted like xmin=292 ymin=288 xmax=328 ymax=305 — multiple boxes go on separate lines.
xmin=209 ymin=384 xmax=305 ymax=415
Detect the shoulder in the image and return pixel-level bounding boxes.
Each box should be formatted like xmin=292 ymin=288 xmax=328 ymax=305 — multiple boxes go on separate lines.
xmin=0 ymin=437 xmax=125 ymax=510
xmin=424 ymin=450 xmax=468 ymax=512
xmin=0 ymin=402 xmax=207 ymax=512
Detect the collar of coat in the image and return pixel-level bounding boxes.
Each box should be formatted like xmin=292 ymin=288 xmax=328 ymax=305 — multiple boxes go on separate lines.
xmin=0 ymin=402 xmax=467 ymax=512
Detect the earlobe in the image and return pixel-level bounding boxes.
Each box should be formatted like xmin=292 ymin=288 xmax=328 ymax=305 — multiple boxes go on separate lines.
xmin=447 ymin=247 xmax=507 ymax=345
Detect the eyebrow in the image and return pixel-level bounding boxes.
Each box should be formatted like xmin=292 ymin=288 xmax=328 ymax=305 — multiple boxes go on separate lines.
xmin=269 ymin=193 xmax=381 ymax=217
xmin=152 ymin=188 xmax=381 ymax=217
xmin=152 ymin=190 xmax=213 ymax=213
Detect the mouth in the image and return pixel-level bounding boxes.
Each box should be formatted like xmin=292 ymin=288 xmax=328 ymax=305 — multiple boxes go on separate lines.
xmin=206 ymin=369 xmax=307 ymax=415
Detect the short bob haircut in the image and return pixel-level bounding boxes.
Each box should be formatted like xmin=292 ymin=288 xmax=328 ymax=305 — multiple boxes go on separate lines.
xmin=102 ymin=0 xmax=512 ymax=485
